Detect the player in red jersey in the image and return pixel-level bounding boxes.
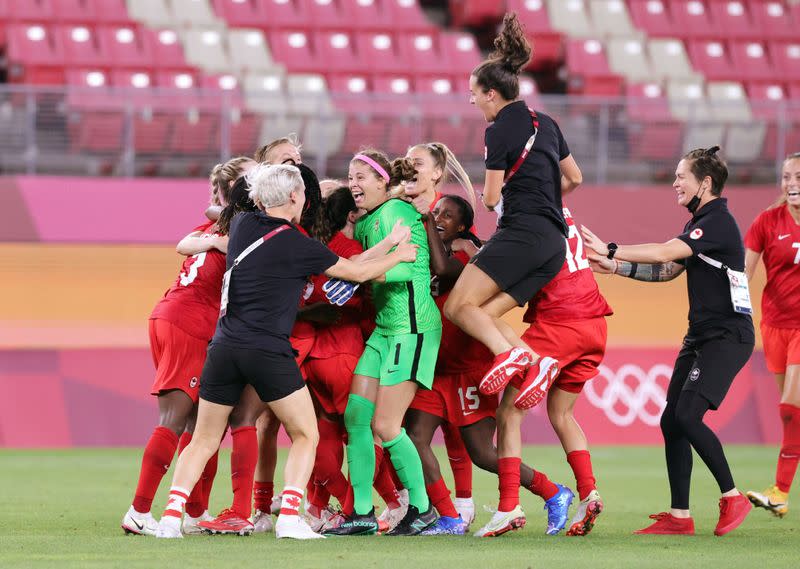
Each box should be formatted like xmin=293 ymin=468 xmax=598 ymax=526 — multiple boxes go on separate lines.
xmin=745 ymin=153 xmax=800 ymax=517
xmin=121 ymin=157 xmax=255 ymax=536
xmin=495 ymin=206 xmax=612 ymax=537
xmin=403 ymin=142 xmax=479 ymax=524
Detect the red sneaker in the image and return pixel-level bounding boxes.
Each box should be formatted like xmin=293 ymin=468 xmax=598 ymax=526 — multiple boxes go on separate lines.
xmin=198 ymin=508 xmax=254 ymax=536
xmin=479 ymin=348 xmax=533 ymax=395
xmin=714 ymin=492 xmax=752 ymax=536
xmin=633 ymin=512 xmax=695 ymax=535
xmin=513 ymin=356 xmax=559 ymax=410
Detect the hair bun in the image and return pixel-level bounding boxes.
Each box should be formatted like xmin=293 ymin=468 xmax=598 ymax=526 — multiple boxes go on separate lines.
xmin=705 ymin=146 xmax=721 ymax=156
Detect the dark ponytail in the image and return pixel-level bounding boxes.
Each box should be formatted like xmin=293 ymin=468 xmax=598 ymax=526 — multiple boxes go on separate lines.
xmin=217 ymin=175 xmax=257 ymax=235
xmin=682 ymin=146 xmax=728 ymax=196
xmin=441 ymin=194 xmax=482 ymax=247
xmin=296 ymin=162 xmax=323 ymax=232
xmin=310 ymin=186 xmax=357 ymax=244
xmin=471 ymin=13 xmax=532 ymax=101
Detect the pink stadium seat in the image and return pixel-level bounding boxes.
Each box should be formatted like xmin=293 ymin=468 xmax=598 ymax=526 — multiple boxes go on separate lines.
xmin=257 ymin=0 xmax=308 ymax=30
xmin=5 ymin=24 xmax=66 ymax=84
xmin=686 ymin=40 xmax=737 ymax=81
xmin=397 ymin=32 xmax=446 ymax=76
xmin=68 ymin=109 xmax=125 ymax=151
xmin=97 ymin=26 xmax=155 ymax=69
xmin=327 ymin=74 xmax=375 ymax=113
xmin=747 ymin=1 xmax=795 ymax=40
xmin=440 ymin=31 xmax=482 ymax=79
xmin=155 ymin=70 xmax=204 ymax=110
xmin=169 ymin=113 xmax=220 ymax=154
xmin=315 ymin=31 xmax=363 ymax=74
xmin=303 ymin=0 xmax=352 ymax=30
xmin=356 ymin=32 xmax=408 ymax=75
xmin=627 ymin=0 xmax=677 ymax=37
xmin=449 ymin=0 xmax=504 ymax=27
xmin=414 ymin=76 xmax=461 ymax=118
xmin=670 ymin=0 xmax=718 ymax=38
xmin=745 ymin=82 xmax=786 ymax=119
xmin=384 ymin=0 xmax=434 ymax=33
xmin=565 ymin=39 xmax=624 ymax=96
xmin=626 ymin=83 xmax=683 ymax=160
xmin=57 ymin=25 xmax=108 ymax=68
xmin=229 ymin=112 xmax=262 ymax=154
xmin=54 ymin=0 xmax=98 ymax=23
xmin=5 ymin=0 xmax=57 ymax=22
xmin=199 ymin=74 xmax=246 ymax=109
xmin=343 ymin=0 xmax=388 ymax=31
xmin=268 ymin=31 xmax=319 ymax=74
xmin=91 ymin=0 xmax=133 ymax=24
xmin=211 ymin=0 xmax=266 ymax=27
xmin=505 ymin=0 xmax=563 ymax=69
xmin=133 ymin=112 xmax=173 ymax=153
xmin=729 ymin=41 xmax=776 ymax=81
xmin=707 ymin=0 xmax=754 ymax=38
xmin=141 ymin=29 xmax=191 ymax=70
xmin=65 ymin=69 xmax=119 ymax=108
xmin=371 ymin=75 xmax=418 ymax=115
xmin=768 ymin=42 xmax=800 ymax=81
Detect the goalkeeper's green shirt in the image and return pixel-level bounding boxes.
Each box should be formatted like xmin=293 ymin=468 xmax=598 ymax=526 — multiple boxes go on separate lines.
xmin=354 ymin=198 xmax=442 ymax=335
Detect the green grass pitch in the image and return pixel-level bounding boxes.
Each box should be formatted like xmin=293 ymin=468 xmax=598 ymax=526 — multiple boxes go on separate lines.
xmin=1 ymin=446 xmax=796 ymax=568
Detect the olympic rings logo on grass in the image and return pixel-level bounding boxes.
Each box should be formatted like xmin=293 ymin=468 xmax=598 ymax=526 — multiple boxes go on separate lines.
xmin=584 ymin=364 xmax=671 ymax=427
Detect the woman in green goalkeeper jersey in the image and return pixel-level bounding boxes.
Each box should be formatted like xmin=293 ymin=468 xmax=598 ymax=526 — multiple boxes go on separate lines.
xmin=324 ymin=149 xmax=442 ymax=537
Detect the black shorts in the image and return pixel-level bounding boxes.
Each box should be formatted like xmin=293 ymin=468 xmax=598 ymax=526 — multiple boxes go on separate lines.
xmin=199 ymin=343 xmax=305 ymax=406
xmin=667 ymin=327 xmax=755 ymax=410
xmin=471 ymin=216 xmax=566 ymax=305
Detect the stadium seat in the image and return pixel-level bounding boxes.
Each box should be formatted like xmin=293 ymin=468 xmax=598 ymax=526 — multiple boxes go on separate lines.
xmin=707 ymin=81 xmax=765 ymax=162
xmin=626 ymin=82 xmax=684 ymax=159
xmin=449 ymin=0 xmax=504 ymax=27
xmin=227 ymin=29 xmax=283 ymax=74
xmin=747 ymin=1 xmax=796 ymax=40
xmin=286 ymin=74 xmax=345 ymax=156
xmin=211 ymin=0 xmax=265 ymax=27
xmin=169 ymin=0 xmax=220 ymax=27
xmin=745 ymin=81 xmax=787 ymax=119
xmin=669 ymin=0 xmax=718 ymax=38
xmin=125 ymin=0 xmax=174 ymax=29
xmin=303 ymin=0 xmax=352 ymax=30
xmin=242 ymin=71 xmax=293 ymax=119
xmin=65 ymin=69 xmax=119 ymax=109
xmin=728 ymin=41 xmax=776 ymax=82
xmin=397 ymin=32 xmax=446 ymax=76
xmin=648 ymin=38 xmax=700 ymax=80
xmin=54 ymin=0 xmax=99 ymax=23
xmin=565 ymin=38 xmax=624 ymax=95
xmin=5 ymin=24 xmax=66 ymax=84
xmin=97 ymin=26 xmax=156 ymax=69
xmin=227 ymin=111 xmax=262 ymax=154
xmin=686 ymin=40 xmax=737 ymax=81
xmin=547 ymin=0 xmax=593 ymax=37
xmin=344 ymin=0 xmax=389 ymax=31
xmin=5 ymin=0 xmax=57 ymax=22
xmin=708 ymin=0 xmax=754 ymax=38
xmin=627 ymin=0 xmax=676 ymax=37
xmin=355 ymin=32 xmax=408 ymax=75
xmin=57 ymin=25 xmax=108 ymax=68
xmin=327 ymin=74 xmax=373 ymax=113
xmin=588 ymin=0 xmax=640 ymax=37
xmin=384 ymin=0 xmax=434 ymax=32
xmin=316 ymin=31 xmax=363 ymax=75
xmin=169 ymin=111 xmax=220 ymax=154
xmin=110 ymin=69 xmax=163 ymax=107
xmin=142 ymin=28 xmax=192 ymax=69
xmin=181 ymin=28 xmax=232 ymax=74
xmin=606 ymin=37 xmax=653 ymax=83
xmin=133 ymin=110 xmax=174 ymax=153
xmin=707 ymin=81 xmax=751 ymax=122
xmin=67 ymin=108 xmax=126 ymax=152
xmin=268 ymin=31 xmax=320 ymax=74
xmin=440 ymin=32 xmax=482 ymax=79
xmin=257 ymin=0 xmax=309 ymax=30
xmin=768 ymin=42 xmax=800 ymax=81
xmin=505 ymin=0 xmax=563 ymax=68
xmin=91 ymin=0 xmax=134 ymax=25
xmin=666 ymin=78 xmax=712 ymax=121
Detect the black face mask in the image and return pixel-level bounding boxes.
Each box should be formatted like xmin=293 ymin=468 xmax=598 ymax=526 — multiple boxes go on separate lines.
xmin=685 ymin=184 xmax=708 ymax=214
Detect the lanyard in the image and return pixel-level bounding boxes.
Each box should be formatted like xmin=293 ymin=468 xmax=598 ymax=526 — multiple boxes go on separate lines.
xmin=503 ymin=108 xmax=539 ymax=185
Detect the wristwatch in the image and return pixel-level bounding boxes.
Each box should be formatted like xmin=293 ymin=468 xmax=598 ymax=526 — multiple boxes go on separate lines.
xmin=606 ymin=242 xmax=618 ymax=260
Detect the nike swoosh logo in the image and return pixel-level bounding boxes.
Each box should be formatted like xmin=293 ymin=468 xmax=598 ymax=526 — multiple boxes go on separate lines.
xmin=387 ymin=369 xmax=397 ymax=374
xmin=132 ymin=519 xmax=144 ymax=531
xmin=778 ymin=234 xmax=790 ymax=240
xmin=780 ymin=453 xmax=799 ymax=459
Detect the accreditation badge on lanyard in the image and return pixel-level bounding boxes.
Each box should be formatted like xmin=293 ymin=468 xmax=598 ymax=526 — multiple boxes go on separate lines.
xmin=219 ymin=224 xmax=290 ymax=317
xmin=697 ymin=253 xmax=753 ymax=315
xmin=495 ymin=108 xmax=539 ymax=225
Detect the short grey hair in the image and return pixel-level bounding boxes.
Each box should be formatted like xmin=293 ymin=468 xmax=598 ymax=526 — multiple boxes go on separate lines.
xmin=246 ymin=163 xmax=305 ymax=209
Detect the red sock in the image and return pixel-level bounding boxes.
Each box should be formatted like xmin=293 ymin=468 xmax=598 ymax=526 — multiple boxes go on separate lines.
xmin=443 ymin=423 xmax=473 ymax=499
xmin=253 ymin=481 xmax=274 ymax=513
xmin=426 ymin=477 xmax=459 ymax=518
xmin=177 ymin=432 xmax=206 ymax=518
xmin=385 ymin=448 xmax=405 ymax=490
xmin=498 ymin=457 xmax=522 ymax=512
xmin=342 ymin=483 xmax=355 ymax=516
xmin=230 ymin=426 xmax=258 ymax=519
xmin=132 ymin=426 xmax=179 ymax=513
xmin=566 ymin=450 xmax=597 ymax=500
xmin=308 ymin=483 xmax=327 ymax=509
xmin=373 ymin=445 xmax=401 ymax=509
xmin=776 ymin=403 xmax=800 ymax=493
xmin=312 ymin=419 xmax=350 ymax=506
xmin=200 ymin=449 xmax=218 ymax=512
xmin=526 ymin=469 xmax=559 ymax=501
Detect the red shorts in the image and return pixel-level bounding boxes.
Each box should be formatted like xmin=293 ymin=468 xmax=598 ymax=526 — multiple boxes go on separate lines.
xmin=410 ymin=367 xmax=497 ymax=427
xmin=291 ymin=335 xmax=315 ymax=372
xmin=761 ymin=323 xmax=800 ymax=374
xmin=148 ymin=318 xmax=207 ymax=402
xmin=517 ymin=317 xmax=608 ymax=394
xmin=303 ymin=354 xmax=359 ymax=415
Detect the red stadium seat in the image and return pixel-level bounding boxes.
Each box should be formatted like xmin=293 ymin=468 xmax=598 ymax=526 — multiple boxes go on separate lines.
xmin=356 ymin=32 xmax=408 ymax=75
xmin=343 ymin=0 xmax=388 ymax=31
xmin=327 ymin=74 xmax=374 ymax=113
xmin=199 ymin=74 xmax=246 ymax=110
xmin=54 ymin=0 xmax=98 ymax=23
xmin=371 ymin=74 xmax=418 ymax=116
xmin=625 ymin=83 xmax=683 ymax=160
xmin=565 ymin=39 xmax=624 ymax=96
xmin=769 ymin=42 xmax=800 ymax=81
xmin=745 ymin=82 xmax=786 ymax=119
xmin=97 ymin=26 xmax=155 ymax=69
xmin=315 ymin=31 xmax=363 ymax=74
xmin=707 ymin=0 xmax=754 ymax=38
xmin=57 ymin=25 xmax=108 ymax=68
xmin=133 ymin=111 xmax=173 ymax=153
xmin=228 ymin=112 xmax=262 ymax=154
xmin=257 ymin=0 xmax=308 ymax=30
xmin=397 ymin=31 xmax=446 ymax=76
xmin=728 ymin=41 xmax=776 ymax=82
xmin=505 ymin=0 xmax=563 ymax=68
xmin=169 ymin=112 xmax=220 ymax=154
xmin=627 ymin=0 xmax=677 ymax=37
xmin=67 ymin=109 xmax=126 ymax=151
xmin=211 ymin=0 xmax=265 ymax=27
xmin=327 ymin=75 xmax=392 ymax=153
xmin=155 ymin=70 xmax=204 ymax=110
xmin=5 ymin=0 xmax=56 ymax=22
xmin=686 ymin=40 xmax=737 ymax=81
xmin=384 ymin=0 xmax=434 ymax=32
xmin=669 ymin=0 xmax=718 ymax=38
xmin=449 ymin=0 xmax=504 ymax=27
xmin=747 ymin=1 xmax=795 ymax=40
xmin=141 ymin=28 xmax=191 ymax=70
xmin=303 ymin=0 xmax=352 ymax=30
xmin=91 ymin=0 xmax=133 ymax=24
xmin=268 ymin=30 xmax=319 ymax=74
xmin=440 ymin=32 xmax=482 ymax=78
xmin=5 ymin=24 xmax=66 ymax=84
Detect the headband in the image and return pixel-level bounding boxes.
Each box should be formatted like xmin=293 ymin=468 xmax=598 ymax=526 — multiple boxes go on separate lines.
xmin=354 ymin=154 xmax=390 ymax=182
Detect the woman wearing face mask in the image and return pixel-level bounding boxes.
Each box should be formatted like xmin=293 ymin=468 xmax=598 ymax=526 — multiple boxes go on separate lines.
xmin=325 ymin=149 xmax=442 ymax=537
xmin=583 ymin=147 xmax=755 ymax=537
xmin=745 ymin=153 xmax=800 ymax=518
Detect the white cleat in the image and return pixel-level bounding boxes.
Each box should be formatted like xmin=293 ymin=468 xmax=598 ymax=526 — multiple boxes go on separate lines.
xmin=253 ymin=509 xmax=275 ymax=533
xmin=454 ymin=497 xmax=476 ymax=528
xmin=121 ymin=506 xmax=158 ymax=536
xmin=566 ymin=490 xmax=604 ymax=536
xmin=304 ymin=506 xmax=340 ymax=532
xmin=182 ymin=511 xmax=213 ymax=535
xmin=275 ymin=514 xmax=326 ymax=539
xmin=378 ymin=504 xmax=406 ymax=533
xmin=473 ymin=506 xmax=526 ymax=538
xmin=155 ymin=517 xmax=184 ymax=539
xmin=270 ymin=494 xmax=282 ymax=516
xmin=398 ymin=488 xmax=410 ymax=508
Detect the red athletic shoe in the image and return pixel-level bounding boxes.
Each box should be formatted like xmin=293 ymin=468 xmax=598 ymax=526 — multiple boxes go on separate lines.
xmin=714 ymin=492 xmax=752 ymax=536
xmin=513 ymin=356 xmax=559 ymax=410
xmin=479 ymin=348 xmax=533 ymax=395
xmin=633 ymin=512 xmax=695 ymax=535
xmin=198 ymin=508 xmax=254 ymax=536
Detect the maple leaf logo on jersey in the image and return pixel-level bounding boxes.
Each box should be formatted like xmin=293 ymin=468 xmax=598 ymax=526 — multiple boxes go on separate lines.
xmin=690 ymin=228 xmax=704 ymax=240
xmin=285 ymin=495 xmax=301 ymax=509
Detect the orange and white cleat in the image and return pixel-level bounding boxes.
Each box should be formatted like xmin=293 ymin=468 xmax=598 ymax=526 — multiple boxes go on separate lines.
xmin=566 ymin=490 xmax=603 ymax=536
xmin=473 ymin=506 xmax=526 ymax=538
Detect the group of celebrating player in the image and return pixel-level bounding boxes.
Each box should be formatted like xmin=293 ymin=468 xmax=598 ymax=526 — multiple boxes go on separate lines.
xmin=119 ymin=12 xmax=800 ymax=541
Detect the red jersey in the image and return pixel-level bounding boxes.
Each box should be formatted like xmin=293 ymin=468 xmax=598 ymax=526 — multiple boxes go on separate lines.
xmin=308 ymin=231 xmax=366 ymax=359
xmin=433 ymin=250 xmax=493 ymax=374
xmin=744 ymin=205 xmax=800 ymax=329
xmin=429 ymin=191 xmax=477 ymax=235
xmin=524 ymin=207 xmax=613 ymax=324
xmin=150 ymin=221 xmax=226 ymax=341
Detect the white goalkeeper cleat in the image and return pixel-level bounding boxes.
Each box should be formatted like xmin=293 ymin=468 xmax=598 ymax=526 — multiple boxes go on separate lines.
xmin=155 ymin=517 xmax=184 ymax=539
xmin=121 ymin=506 xmax=158 ymax=536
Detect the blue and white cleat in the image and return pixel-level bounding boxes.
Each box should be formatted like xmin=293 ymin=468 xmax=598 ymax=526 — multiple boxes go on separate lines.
xmin=420 ymin=515 xmax=468 ymax=535
xmin=544 ymin=484 xmax=574 ymax=535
